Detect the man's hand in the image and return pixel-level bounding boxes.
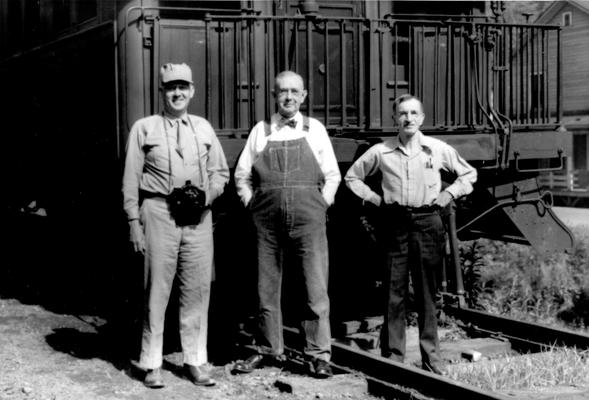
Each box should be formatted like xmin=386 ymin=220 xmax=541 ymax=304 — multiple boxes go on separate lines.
xmin=433 ymin=191 xmax=453 ymax=208
xmin=364 ymin=194 xmax=382 ymax=208
xmin=129 ymin=219 xmax=145 ymax=254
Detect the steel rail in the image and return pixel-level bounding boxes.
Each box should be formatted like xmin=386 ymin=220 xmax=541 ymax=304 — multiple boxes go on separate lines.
xmin=280 ymin=327 xmax=510 ymax=400
xmin=445 ymin=306 xmax=589 ymax=350
xmin=241 ymin=307 xmax=589 ymax=399
xmin=278 ymin=308 xmax=589 ymax=399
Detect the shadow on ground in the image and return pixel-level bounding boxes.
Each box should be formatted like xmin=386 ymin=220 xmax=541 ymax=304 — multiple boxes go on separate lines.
xmin=2 ymin=206 xmax=257 ymax=379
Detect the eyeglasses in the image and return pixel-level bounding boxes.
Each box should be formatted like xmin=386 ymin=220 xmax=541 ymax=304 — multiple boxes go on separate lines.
xmin=162 ymin=83 xmax=191 ymax=92
xmin=276 ymin=88 xmax=303 ymax=97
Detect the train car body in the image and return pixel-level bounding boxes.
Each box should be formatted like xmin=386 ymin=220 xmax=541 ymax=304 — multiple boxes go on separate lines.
xmin=0 ymin=0 xmax=575 ymax=317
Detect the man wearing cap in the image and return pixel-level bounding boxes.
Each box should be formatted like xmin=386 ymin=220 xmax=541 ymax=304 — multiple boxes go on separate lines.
xmin=344 ymin=94 xmax=476 ymax=375
xmin=122 ymin=63 xmax=229 ymax=388
xmin=233 ymin=71 xmax=341 ymax=378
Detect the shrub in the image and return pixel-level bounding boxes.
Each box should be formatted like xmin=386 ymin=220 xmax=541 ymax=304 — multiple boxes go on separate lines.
xmin=459 ymin=241 xmax=485 ymax=310
xmin=459 ymin=227 xmax=589 ymax=331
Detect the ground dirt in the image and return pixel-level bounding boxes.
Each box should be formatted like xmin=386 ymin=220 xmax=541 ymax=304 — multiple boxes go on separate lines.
xmin=0 ymin=297 xmax=379 ymax=400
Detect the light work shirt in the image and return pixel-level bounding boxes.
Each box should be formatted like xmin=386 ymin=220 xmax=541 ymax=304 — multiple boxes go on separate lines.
xmin=345 ymin=130 xmax=477 ymax=207
xmin=122 ymin=112 xmax=229 ymax=221
xmin=234 ymin=112 xmax=341 ymax=206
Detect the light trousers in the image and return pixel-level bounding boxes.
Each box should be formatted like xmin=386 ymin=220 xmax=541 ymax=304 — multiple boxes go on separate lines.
xmin=139 ymin=197 xmax=213 ymax=369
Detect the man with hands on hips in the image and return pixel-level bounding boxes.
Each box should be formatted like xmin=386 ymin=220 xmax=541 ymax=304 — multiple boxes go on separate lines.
xmin=344 ymin=94 xmax=476 ymax=374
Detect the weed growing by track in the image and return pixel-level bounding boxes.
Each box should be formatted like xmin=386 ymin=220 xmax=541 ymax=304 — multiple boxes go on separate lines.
xmin=446 ymin=346 xmax=589 ymax=391
xmin=452 ymin=227 xmax=589 ymax=392
xmin=460 ymin=227 xmax=589 ymax=331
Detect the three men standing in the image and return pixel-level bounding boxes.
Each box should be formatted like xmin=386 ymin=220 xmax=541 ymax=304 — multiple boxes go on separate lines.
xmin=122 ymin=63 xmax=229 ymax=388
xmin=123 ymin=62 xmax=476 ymax=384
xmin=345 ymin=95 xmax=477 ymax=374
xmin=233 ymin=71 xmax=341 ymax=378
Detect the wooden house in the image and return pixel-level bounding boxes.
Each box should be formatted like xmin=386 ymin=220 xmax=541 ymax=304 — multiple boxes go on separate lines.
xmin=536 ymin=0 xmax=589 ymax=202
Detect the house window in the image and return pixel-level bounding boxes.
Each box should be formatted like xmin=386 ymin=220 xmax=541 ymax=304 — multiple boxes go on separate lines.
xmin=573 ymin=133 xmax=588 ymax=170
xmin=562 ymin=11 xmax=572 ymax=27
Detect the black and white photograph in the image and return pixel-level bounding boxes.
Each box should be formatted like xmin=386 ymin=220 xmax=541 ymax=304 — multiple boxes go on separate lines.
xmin=1 ymin=1 xmax=588 ymax=399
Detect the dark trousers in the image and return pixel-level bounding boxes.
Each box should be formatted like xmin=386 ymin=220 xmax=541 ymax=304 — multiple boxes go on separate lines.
xmin=251 ymin=187 xmax=331 ymax=361
xmin=379 ymin=207 xmax=444 ymax=367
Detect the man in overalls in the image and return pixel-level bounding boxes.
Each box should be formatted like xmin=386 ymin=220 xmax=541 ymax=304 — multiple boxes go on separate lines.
xmin=233 ymin=71 xmax=341 ymax=378
xmin=122 ymin=63 xmax=229 ymax=388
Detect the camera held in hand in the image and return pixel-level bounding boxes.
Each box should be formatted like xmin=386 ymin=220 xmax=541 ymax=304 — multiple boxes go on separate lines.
xmin=168 ymin=181 xmax=207 ymax=226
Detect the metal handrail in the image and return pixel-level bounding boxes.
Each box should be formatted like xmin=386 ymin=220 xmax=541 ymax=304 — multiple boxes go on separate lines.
xmin=514 ymin=149 xmax=565 ymax=173
xmin=120 ymin=5 xmax=561 ymax=135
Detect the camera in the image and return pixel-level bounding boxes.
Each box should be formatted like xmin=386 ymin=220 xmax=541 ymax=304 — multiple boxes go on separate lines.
xmin=168 ymin=181 xmax=206 ymax=226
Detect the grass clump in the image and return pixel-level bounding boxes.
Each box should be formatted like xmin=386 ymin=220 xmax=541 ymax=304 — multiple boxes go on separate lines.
xmin=446 ymin=346 xmax=589 ymax=391
xmin=459 ymin=227 xmax=589 ymax=331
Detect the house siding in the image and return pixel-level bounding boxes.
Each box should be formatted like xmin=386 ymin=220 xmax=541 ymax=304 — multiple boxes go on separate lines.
xmin=546 ymin=3 xmax=589 ymax=114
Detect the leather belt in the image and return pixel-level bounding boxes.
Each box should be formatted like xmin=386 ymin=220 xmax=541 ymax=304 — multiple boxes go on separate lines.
xmin=140 ymin=190 xmax=169 ymax=200
xmin=383 ymin=202 xmax=440 ymax=214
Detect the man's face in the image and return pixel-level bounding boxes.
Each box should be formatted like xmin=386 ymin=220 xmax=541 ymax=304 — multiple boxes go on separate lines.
xmin=396 ymin=98 xmax=425 ymax=138
xmin=162 ymin=81 xmax=194 ymax=116
xmin=274 ymin=74 xmax=307 ymax=118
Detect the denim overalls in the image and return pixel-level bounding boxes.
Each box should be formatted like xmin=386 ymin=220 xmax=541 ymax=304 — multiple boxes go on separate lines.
xmin=249 ymin=118 xmax=331 ymax=361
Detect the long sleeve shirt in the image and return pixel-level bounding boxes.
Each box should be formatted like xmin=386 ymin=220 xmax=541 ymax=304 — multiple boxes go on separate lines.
xmin=234 ymin=112 xmax=341 ymax=206
xmin=122 ymin=113 xmax=229 ymax=221
xmin=345 ymin=130 xmax=477 ymax=207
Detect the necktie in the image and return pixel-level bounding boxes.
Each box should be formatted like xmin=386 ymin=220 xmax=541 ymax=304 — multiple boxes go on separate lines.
xmin=175 ymin=120 xmax=183 ymax=158
xmin=279 ymin=118 xmax=297 ymax=129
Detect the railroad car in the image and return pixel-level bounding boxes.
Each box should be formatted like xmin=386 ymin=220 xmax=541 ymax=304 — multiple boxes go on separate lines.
xmin=0 ymin=0 xmax=575 ymax=322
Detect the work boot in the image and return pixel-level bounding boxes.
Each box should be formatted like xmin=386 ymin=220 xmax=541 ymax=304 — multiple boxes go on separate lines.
xmin=184 ymin=364 xmax=216 ymax=386
xmin=422 ymin=361 xmax=447 ymax=376
xmin=144 ymin=367 xmax=165 ymax=388
xmin=232 ymin=354 xmax=285 ymax=374
xmin=312 ymin=359 xmax=333 ymax=379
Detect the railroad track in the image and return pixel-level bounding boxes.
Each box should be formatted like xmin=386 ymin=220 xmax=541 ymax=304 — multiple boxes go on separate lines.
xmin=274 ymin=307 xmax=589 ymax=400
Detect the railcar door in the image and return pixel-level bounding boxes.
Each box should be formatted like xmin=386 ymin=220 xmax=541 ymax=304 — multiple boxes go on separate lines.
xmin=274 ymin=1 xmax=363 ymax=129
xmin=152 ymin=10 xmax=268 ymax=131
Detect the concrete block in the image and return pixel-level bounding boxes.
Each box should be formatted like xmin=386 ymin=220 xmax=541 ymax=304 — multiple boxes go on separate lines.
xmin=338 ymin=321 xmax=361 ymax=336
xmin=461 ymin=349 xmax=483 ymax=362
xmin=346 ymin=332 xmax=380 ymax=350
xmin=274 ymin=374 xmax=368 ymax=398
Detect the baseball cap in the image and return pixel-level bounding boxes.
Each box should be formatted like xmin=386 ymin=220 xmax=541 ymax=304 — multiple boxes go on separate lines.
xmin=160 ymin=63 xmax=193 ymax=84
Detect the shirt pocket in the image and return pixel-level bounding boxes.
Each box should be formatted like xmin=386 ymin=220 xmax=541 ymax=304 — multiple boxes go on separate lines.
xmin=423 ymin=168 xmax=438 ymax=188
xmin=143 ymin=136 xmax=169 ymax=169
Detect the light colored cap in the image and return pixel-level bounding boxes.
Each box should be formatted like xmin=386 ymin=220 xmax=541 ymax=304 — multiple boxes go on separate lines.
xmin=160 ymin=63 xmax=193 ymax=84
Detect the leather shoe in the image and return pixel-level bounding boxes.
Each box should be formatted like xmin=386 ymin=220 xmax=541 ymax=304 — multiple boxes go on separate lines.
xmin=312 ymin=359 xmax=333 ymax=379
xmin=144 ymin=367 xmax=165 ymax=388
xmin=232 ymin=354 xmax=265 ymax=374
xmin=423 ymin=362 xmax=446 ymax=376
xmin=184 ymin=364 xmax=216 ymax=386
